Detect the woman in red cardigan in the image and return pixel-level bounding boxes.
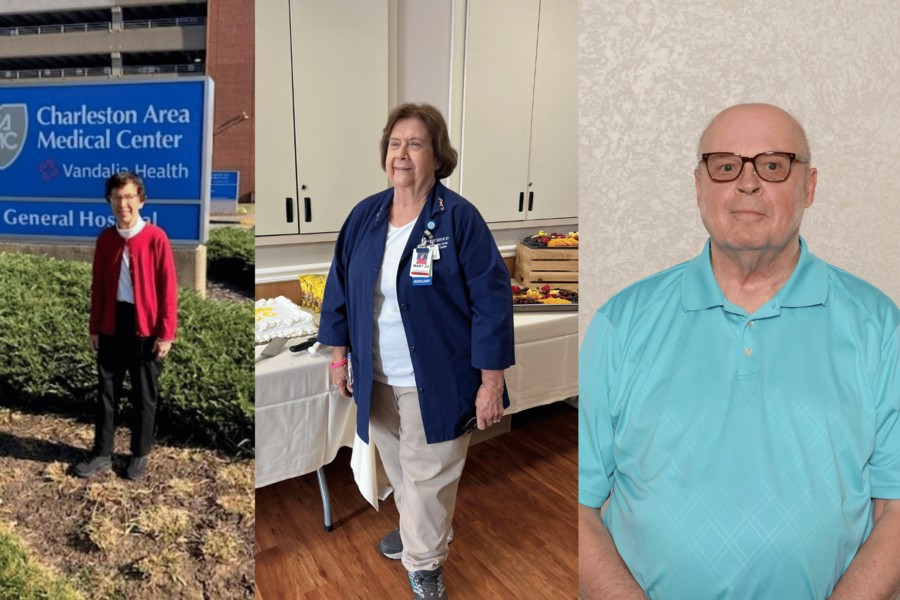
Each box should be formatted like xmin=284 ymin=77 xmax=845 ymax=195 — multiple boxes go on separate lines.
xmin=75 ymin=172 xmax=178 ymax=481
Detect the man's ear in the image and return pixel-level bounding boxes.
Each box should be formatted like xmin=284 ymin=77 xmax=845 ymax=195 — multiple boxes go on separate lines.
xmin=804 ymin=167 xmax=817 ymax=209
xmin=694 ymin=169 xmax=701 ymax=206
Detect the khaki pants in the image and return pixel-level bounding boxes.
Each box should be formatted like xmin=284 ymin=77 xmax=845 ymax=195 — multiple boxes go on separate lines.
xmin=369 ymin=380 xmax=469 ymax=572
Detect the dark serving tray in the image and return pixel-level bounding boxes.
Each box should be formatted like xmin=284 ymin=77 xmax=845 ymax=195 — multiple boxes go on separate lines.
xmin=513 ymin=303 xmax=578 ymax=312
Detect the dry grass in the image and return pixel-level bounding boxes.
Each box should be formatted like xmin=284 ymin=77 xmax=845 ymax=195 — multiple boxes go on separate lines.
xmin=74 ymin=566 xmax=121 ymax=600
xmin=216 ymin=494 xmax=254 ymax=523
xmin=201 ymin=528 xmax=241 ymax=563
xmin=135 ymin=548 xmax=186 ymax=587
xmin=43 ymin=461 xmax=70 ymax=484
xmin=0 ymin=464 xmax=23 ymax=488
xmin=165 ymin=478 xmax=195 ymax=501
xmin=0 ymin=408 xmax=20 ymax=427
xmin=135 ymin=507 xmax=191 ymax=545
xmin=43 ymin=461 xmax=81 ymax=494
xmin=1 ymin=408 xmax=254 ymax=599
xmin=83 ymin=512 xmax=122 ymax=553
xmin=73 ymin=428 xmax=94 ymax=444
xmin=218 ymin=463 xmax=253 ymax=491
xmin=85 ymin=481 xmax=130 ymax=510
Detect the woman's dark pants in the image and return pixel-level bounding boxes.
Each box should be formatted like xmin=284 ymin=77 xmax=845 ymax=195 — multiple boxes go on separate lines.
xmin=93 ymin=301 xmax=163 ymax=457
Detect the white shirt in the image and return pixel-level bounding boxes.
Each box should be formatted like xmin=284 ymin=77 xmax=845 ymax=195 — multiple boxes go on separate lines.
xmin=372 ymin=219 xmax=417 ymax=386
xmin=116 ymin=217 xmax=147 ymax=303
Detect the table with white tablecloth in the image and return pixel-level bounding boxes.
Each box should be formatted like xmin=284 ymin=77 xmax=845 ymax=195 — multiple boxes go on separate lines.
xmin=506 ymin=310 xmax=578 ymax=411
xmin=255 ymin=309 xmax=578 ymax=509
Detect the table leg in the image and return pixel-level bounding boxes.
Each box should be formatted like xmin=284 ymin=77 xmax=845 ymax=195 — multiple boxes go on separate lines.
xmin=316 ymin=467 xmax=334 ymax=532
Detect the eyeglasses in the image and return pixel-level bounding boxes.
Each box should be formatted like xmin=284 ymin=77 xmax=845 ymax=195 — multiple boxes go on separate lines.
xmin=464 ymin=417 xmax=478 ymax=434
xmin=112 ymin=193 xmax=141 ymax=202
xmin=700 ymin=152 xmax=809 ymax=182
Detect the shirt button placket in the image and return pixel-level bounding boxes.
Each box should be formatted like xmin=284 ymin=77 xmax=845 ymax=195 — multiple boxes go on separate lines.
xmin=740 ymin=318 xmax=761 ymax=376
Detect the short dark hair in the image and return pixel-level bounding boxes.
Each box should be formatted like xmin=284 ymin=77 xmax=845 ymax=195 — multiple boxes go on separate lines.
xmin=380 ymin=103 xmax=458 ymax=180
xmin=104 ymin=171 xmax=146 ymax=204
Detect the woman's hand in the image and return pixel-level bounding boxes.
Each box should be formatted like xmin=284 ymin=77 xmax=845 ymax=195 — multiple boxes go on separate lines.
xmin=475 ymin=369 xmax=505 ymax=429
xmin=332 ymin=365 xmax=353 ymax=397
xmin=154 ymin=339 xmax=173 ymax=359
xmin=332 ymin=347 xmax=353 ymax=397
xmin=89 ymin=334 xmax=99 ymax=351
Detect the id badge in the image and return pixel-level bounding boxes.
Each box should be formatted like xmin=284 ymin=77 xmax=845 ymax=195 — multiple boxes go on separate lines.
xmin=430 ymin=243 xmax=441 ymax=260
xmin=410 ymin=246 xmax=433 ymax=286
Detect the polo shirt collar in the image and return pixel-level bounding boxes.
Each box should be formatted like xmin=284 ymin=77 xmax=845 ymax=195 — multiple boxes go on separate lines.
xmin=777 ymin=236 xmax=829 ymax=308
xmin=682 ymin=235 xmax=828 ymax=313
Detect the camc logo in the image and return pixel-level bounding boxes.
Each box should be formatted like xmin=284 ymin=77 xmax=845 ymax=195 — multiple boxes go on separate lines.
xmin=0 ymin=104 xmax=28 ymax=170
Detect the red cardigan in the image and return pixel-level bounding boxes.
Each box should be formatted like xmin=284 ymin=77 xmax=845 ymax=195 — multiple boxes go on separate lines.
xmin=89 ymin=224 xmax=178 ymax=340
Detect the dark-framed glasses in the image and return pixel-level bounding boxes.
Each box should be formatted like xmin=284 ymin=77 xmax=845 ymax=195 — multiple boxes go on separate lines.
xmin=112 ymin=193 xmax=141 ymax=202
xmin=700 ymin=152 xmax=809 ymax=182
xmin=464 ymin=417 xmax=478 ymax=434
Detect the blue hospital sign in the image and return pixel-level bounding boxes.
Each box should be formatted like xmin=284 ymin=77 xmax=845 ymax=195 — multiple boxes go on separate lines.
xmin=0 ymin=78 xmax=212 ymax=243
xmin=211 ymin=170 xmax=239 ymax=200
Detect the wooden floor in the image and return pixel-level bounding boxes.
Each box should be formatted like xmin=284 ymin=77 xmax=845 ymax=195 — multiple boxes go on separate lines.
xmin=255 ymin=401 xmax=577 ymax=600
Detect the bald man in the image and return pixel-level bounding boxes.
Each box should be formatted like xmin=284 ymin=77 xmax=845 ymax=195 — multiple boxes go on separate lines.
xmin=579 ymin=104 xmax=900 ymax=600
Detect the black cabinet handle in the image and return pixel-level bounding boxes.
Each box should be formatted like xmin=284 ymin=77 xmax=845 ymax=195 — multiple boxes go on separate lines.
xmin=286 ymin=198 xmax=293 ymax=222
xmin=528 ymin=191 xmax=534 ymax=211
xmin=518 ymin=192 xmax=524 ymax=212
xmin=304 ymin=197 xmax=312 ymax=222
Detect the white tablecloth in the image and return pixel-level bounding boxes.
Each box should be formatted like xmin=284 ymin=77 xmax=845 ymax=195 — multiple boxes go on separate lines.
xmin=255 ymin=309 xmax=578 ymax=507
xmin=506 ymin=310 xmax=579 ymax=411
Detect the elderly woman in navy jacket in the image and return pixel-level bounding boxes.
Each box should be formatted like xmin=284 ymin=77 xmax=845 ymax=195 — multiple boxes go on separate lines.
xmin=319 ymin=103 xmax=514 ymax=600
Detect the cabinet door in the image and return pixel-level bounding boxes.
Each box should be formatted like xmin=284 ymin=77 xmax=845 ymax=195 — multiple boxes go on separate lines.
xmin=291 ymin=0 xmax=389 ymax=234
xmin=255 ymin=0 xmax=300 ymax=236
xmin=527 ymin=0 xmax=578 ymax=220
xmin=459 ymin=0 xmax=540 ymax=223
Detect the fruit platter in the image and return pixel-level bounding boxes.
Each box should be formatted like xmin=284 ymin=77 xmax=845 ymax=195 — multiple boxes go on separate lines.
xmin=522 ymin=230 xmax=579 ymax=248
xmin=512 ymin=283 xmax=578 ymax=312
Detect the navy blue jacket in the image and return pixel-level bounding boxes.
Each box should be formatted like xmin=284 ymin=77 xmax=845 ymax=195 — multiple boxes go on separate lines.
xmin=318 ymin=181 xmax=515 ymax=443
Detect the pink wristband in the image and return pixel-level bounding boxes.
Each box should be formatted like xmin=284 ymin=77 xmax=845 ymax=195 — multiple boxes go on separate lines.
xmin=330 ymin=359 xmax=348 ymax=369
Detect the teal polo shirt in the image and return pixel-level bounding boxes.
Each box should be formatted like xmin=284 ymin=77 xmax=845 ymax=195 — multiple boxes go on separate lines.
xmin=580 ymin=237 xmax=900 ymax=600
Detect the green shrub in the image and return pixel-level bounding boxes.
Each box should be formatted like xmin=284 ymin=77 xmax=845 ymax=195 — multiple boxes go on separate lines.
xmin=206 ymin=226 xmax=254 ymax=293
xmin=0 ymin=523 xmax=83 ymax=600
xmin=0 ymin=252 xmax=253 ymax=455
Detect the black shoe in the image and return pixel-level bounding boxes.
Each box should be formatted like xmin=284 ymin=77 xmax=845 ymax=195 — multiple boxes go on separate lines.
xmin=126 ymin=455 xmax=149 ymax=480
xmin=75 ymin=455 xmax=112 ymax=478
xmin=409 ymin=566 xmax=448 ymax=600
xmin=380 ymin=527 xmax=454 ymax=560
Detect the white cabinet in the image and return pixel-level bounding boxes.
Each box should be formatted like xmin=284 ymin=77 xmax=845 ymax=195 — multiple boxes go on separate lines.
xmin=457 ymin=0 xmax=577 ymax=223
xmin=255 ymin=0 xmax=389 ymax=237
xmin=255 ymin=0 xmax=297 ymax=236
xmin=526 ymin=0 xmax=579 ymax=221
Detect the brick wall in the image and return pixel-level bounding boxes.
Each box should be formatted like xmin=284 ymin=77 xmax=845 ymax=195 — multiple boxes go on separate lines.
xmin=206 ymin=0 xmax=254 ymax=203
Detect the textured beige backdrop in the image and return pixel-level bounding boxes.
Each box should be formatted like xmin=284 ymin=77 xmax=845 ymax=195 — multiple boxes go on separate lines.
xmin=578 ymin=0 xmax=900 ymax=339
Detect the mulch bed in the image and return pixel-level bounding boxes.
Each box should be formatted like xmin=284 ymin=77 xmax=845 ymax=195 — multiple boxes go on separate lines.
xmin=205 ymin=279 xmax=252 ymax=303
xmin=0 ymin=409 xmax=254 ymax=600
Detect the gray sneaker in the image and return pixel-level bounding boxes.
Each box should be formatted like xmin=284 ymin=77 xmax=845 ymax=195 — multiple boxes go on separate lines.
xmin=409 ymin=566 xmax=448 ymax=600
xmin=126 ymin=455 xmax=149 ymax=480
xmin=379 ymin=527 xmax=454 ymax=560
xmin=75 ymin=455 xmax=112 ymax=478
xmin=379 ymin=527 xmax=403 ymax=559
